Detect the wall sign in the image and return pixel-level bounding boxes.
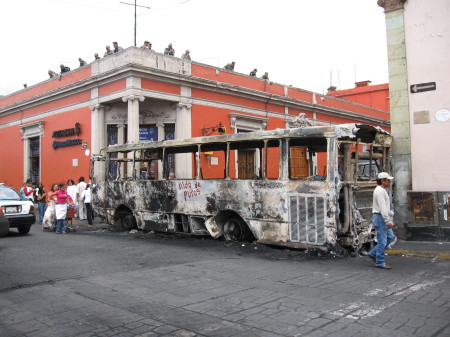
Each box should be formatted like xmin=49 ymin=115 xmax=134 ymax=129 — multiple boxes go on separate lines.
xmin=140 ymin=127 xmax=157 ymax=141
xmin=51 ymin=122 xmax=82 ymax=149
xmin=410 ymin=82 xmax=436 ymax=94
xmin=52 ymin=123 xmax=81 ymax=138
xmin=53 ymin=139 xmax=82 ymax=149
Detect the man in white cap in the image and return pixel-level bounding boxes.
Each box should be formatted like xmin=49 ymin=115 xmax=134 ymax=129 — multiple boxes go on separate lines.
xmin=368 ymin=172 xmax=395 ymax=269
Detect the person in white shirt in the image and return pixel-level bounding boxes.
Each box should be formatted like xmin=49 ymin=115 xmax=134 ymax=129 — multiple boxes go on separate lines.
xmin=368 ymin=172 xmax=395 ymax=269
xmin=81 ymin=184 xmax=92 ymax=225
xmin=76 ymin=177 xmax=87 ymax=220
xmin=66 ymin=179 xmax=78 ymax=211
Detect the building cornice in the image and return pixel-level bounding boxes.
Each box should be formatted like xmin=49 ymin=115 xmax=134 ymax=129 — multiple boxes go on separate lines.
xmin=377 ymin=0 xmax=407 ymax=13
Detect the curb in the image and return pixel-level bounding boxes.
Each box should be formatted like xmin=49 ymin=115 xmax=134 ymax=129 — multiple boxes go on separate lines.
xmin=387 ymin=250 xmax=450 ymax=260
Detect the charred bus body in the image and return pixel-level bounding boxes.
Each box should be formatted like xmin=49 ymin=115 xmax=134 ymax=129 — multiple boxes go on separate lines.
xmin=91 ymin=124 xmax=392 ymax=252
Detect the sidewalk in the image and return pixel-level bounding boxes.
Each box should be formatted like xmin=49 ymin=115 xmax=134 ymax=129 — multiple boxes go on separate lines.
xmin=71 ymin=217 xmax=450 ymax=260
xmin=387 ymin=240 xmax=450 ymax=260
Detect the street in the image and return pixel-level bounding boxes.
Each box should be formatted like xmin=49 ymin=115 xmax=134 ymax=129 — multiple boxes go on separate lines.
xmin=0 ymin=223 xmax=449 ymax=337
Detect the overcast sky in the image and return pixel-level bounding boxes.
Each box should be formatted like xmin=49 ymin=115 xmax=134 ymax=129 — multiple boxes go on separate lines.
xmin=0 ymin=0 xmax=389 ymax=96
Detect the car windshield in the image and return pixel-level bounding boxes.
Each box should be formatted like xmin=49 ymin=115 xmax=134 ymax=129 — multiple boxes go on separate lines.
xmin=0 ymin=187 xmax=22 ymax=201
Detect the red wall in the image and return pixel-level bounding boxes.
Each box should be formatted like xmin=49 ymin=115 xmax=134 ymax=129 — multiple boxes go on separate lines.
xmin=142 ymin=79 xmax=180 ymax=95
xmin=99 ymin=80 xmax=126 ymax=96
xmin=327 ymin=84 xmax=390 ymax=112
xmin=0 ymin=67 xmax=92 ymax=109
xmin=40 ymin=107 xmax=91 ymax=189
xmin=0 ymin=107 xmax=91 ymax=192
xmin=192 ymin=64 xmax=285 ymax=96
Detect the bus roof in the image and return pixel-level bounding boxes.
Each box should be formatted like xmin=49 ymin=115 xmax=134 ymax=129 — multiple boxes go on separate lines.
xmin=106 ymin=123 xmax=391 ymax=153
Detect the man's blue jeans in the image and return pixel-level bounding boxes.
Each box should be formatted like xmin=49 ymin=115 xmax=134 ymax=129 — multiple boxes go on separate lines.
xmin=369 ymin=215 xmax=394 ymax=266
xmin=38 ymin=203 xmax=47 ymax=224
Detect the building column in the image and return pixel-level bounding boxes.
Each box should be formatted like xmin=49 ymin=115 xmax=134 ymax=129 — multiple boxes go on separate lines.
xmin=156 ymin=122 xmax=165 ymax=179
xmin=117 ymin=123 xmax=125 ymax=145
xmin=175 ymin=103 xmax=192 ymax=179
xmin=90 ymin=104 xmax=110 ymax=155
xmin=377 ymin=0 xmax=411 ymax=237
xmin=122 ymin=95 xmax=145 ymax=142
xmin=90 ymin=104 xmax=110 ymax=182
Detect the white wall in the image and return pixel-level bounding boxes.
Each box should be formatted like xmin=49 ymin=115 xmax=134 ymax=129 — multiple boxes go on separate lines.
xmin=405 ymin=0 xmax=450 ymax=191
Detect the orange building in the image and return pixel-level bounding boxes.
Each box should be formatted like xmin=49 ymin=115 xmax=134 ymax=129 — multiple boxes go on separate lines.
xmin=0 ymin=47 xmax=390 ymax=191
xmin=326 ymin=80 xmax=390 ymax=112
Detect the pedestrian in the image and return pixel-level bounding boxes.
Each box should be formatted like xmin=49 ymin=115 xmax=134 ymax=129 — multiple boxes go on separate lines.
xmin=181 ymin=50 xmax=191 ymax=60
xmin=90 ymin=177 xmax=97 ymax=189
xmin=112 ymin=41 xmax=124 ymax=53
xmin=249 ymin=68 xmax=257 ymax=77
xmin=79 ymin=57 xmax=87 ymax=67
xmin=140 ymin=40 xmax=151 ymax=49
xmin=48 ymin=183 xmax=72 ymax=234
xmin=66 ymin=179 xmax=78 ymax=216
xmin=94 ymin=53 xmax=101 ymax=60
xmin=37 ymin=184 xmax=48 ymax=225
xmin=77 ymin=176 xmax=87 ymax=220
xmin=23 ymin=83 xmax=27 ymax=88
xmin=60 ymin=64 xmax=70 ymax=74
xmin=20 ymin=179 xmax=35 ymax=202
xmin=43 ymin=183 xmax=58 ymax=231
xmin=104 ymin=45 xmax=113 ymax=57
xmin=48 ymin=70 xmax=58 ymax=78
xmin=224 ymin=61 xmax=235 ymax=70
xmin=262 ymin=72 xmax=269 ymax=80
xmin=368 ymin=172 xmax=395 ymax=269
xmin=81 ymin=184 xmax=93 ymax=225
xmin=164 ymin=43 xmax=175 ymax=56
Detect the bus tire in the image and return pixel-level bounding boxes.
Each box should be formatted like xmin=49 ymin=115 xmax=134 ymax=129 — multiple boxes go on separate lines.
xmin=223 ymin=217 xmax=247 ymax=242
xmin=123 ymin=214 xmax=137 ymax=231
xmin=114 ymin=211 xmax=136 ymax=231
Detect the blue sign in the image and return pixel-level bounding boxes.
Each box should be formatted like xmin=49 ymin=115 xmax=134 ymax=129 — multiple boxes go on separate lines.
xmin=140 ymin=128 xmax=157 ymax=141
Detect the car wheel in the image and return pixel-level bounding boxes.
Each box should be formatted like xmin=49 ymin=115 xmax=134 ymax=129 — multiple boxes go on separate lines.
xmin=18 ymin=225 xmax=31 ymax=235
xmin=0 ymin=223 xmax=9 ymax=236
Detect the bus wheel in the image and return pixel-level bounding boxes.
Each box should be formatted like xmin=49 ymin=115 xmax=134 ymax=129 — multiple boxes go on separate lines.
xmin=122 ymin=215 xmax=136 ymax=231
xmin=115 ymin=211 xmax=136 ymax=231
xmin=223 ymin=217 xmax=246 ymax=242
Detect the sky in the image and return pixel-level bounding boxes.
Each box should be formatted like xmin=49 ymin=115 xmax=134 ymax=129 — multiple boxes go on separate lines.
xmin=0 ymin=0 xmax=389 ymax=96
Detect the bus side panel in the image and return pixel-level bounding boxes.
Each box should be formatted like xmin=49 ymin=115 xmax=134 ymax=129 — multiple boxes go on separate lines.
xmin=94 ymin=179 xmax=337 ymax=246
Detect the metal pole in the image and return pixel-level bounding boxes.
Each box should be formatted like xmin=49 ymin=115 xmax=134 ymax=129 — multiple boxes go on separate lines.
xmin=134 ymin=0 xmax=137 ymax=46
xmin=119 ymin=2 xmax=150 ymax=47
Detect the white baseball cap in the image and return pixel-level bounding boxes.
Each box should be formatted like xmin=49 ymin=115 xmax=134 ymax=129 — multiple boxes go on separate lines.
xmin=378 ymin=172 xmax=394 ymax=180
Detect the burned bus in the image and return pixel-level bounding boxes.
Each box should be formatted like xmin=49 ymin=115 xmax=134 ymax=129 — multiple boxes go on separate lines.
xmin=91 ymin=123 xmax=391 ymax=252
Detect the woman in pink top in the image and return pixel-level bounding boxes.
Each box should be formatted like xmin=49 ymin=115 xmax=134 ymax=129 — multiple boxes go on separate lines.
xmin=48 ymin=183 xmax=72 ymax=233
xmin=43 ymin=183 xmax=58 ymax=230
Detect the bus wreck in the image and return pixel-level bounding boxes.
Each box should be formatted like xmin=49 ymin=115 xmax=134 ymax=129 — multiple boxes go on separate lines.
xmin=91 ymin=123 xmax=392 ymax=252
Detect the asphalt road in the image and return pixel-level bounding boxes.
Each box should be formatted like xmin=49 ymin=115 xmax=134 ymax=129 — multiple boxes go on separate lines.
xmin=1 ymin=224 xmax=449 ymax=337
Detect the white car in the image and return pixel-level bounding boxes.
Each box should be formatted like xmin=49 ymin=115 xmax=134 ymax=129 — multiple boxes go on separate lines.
xmin=0 ymin=185 xmax=36 ymax=235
